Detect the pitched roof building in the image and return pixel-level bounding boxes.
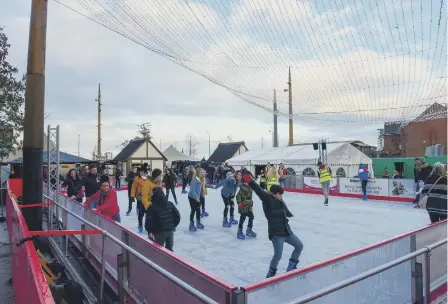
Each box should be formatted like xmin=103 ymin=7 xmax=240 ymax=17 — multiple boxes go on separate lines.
xmin=113 ymin=138 xmax=167 ymax=172
xmin=207 ymin=141 xmax=248 ymax=164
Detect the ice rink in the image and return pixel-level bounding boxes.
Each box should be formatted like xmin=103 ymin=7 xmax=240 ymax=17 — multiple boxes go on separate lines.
xmin=116 ymin=187 xmax=430 ymax=286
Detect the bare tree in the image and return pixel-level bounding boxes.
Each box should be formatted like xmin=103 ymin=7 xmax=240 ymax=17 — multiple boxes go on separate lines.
xmin=186 ymin=133 xmax=199 ymax=157
xmin=227 ymin=135 xmax=232 ymax=141
xmin=137 ymin=122 xmax=152 ymax=139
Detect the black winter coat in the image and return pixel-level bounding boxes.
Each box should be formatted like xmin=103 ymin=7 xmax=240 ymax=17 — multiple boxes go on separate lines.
xmin=163 ymin=173 xmax=177 ymax=189
xmin=125 ymin=172 xmax=136 ymax=185
xmin=248 ymin=180 xmax=293 ymax=240
xmin=63 ymin=178 xmax=84 ymax=199
xmin=84 ymin=174 xmax=100 ymax=197
xmin=145 ymin=196 xmax=181 ymax=234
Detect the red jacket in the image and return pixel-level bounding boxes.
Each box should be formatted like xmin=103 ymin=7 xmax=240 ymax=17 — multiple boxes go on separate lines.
xmin=84 ymin=189 xmax=120 ymax=219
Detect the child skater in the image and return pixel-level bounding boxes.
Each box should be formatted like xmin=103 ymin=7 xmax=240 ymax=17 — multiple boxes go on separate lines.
xmin=236 ymin=178 xmax=257 ymax=239
xmin=215 ymin=171 xmax=241 ymax=227
xmin=188 ymin=169 xmax=205 ymax=231
xmin=197 ymin=167 xmax=210 ymax=217
xmin=241 ymin=169 xmax=304 ymax=278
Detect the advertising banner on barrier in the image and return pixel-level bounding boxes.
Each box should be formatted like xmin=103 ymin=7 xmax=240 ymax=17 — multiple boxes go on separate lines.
xmin=303 ymin=177 xmax=338 ymax=192
xmin=388 ymin=179 xmax=416 ymax=198
xmin=339 ymin=178 xmax=389 ymax=196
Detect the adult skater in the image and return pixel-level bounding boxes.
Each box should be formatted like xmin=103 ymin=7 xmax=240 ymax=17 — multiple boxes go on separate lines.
xmin=278 ymin=163 xmax=287 ymax=188
xmin=125 ymin=167 xmax=137 ymax=216
xmin=317 ymin=161 xmax=332 ymax=206
xmin=83 ymin=175 xmax=121 ymax=222
xmin=215 ymin=171 xmax=241 ymax=227
xmin=241 ymin=169 xmax=304 ymax=278
xmin=197 ymin=167 xmax=210 ymax=217
xmin=83 ymin=164 xmax=100 ymax=199
xmin=131 ymin=167 xmax=153 ymax=233
xmin=145 ymin=187 xmax=181 ymax=251
xmin=188 ymin=169 xmax=205 ymax=231
xmin=266 ymin=166 xmax=279 ymax=191
xmin=163 ymin=168 xmax=178 ymax=205
xmin=259 ymin=169 xmax=267 ymax=190
xmin=236 ymin=178 xmax=256 ymax=239
xmin=358 ymin=164 xmax=369 ymax=200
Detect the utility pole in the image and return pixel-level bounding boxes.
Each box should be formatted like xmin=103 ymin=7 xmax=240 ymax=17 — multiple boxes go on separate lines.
xmin=77 ymin=134 xmax=80 ymax=157
xmin=22 ymin=0 xmax=48 ymax=231
xmin=206 ymin=132 xmax=211 ymax=157
xmin=96 ymin=83 xmax=102 ymax=158
xmin=189 ymin=133 xmax=192 ymax=156
xmin=159 ymin=139 xmax=162 ymax=150
xmin=284 ymin=66 xmax=294 ymax=146
xmin=261 ymin=137 xmax=264 ymax=148
xmin=273 ymin=89 xmax=279 ymax=147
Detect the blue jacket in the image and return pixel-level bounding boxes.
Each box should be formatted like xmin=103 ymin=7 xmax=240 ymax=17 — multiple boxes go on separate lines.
xmin=358 ymin=164 xmax=369 ymax=181
xmin=188 ymin=177 xmax=202 ymax=201
xmin=216 ymin=176 xmax=238 ymax=198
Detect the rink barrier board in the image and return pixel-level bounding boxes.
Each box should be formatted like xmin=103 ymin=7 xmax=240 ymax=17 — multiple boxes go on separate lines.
xmin=242 ymin=220 xmax=447 ymax=304
xmin=5 ymin=185 xmax=55 ymax=304
xmin=57 ymin=193 xmax=238 ymax=304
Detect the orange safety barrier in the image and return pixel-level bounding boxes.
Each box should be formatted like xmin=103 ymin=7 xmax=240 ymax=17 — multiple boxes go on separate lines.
xmin=29 ymin=229 xmax=102 ymax=237
xmin=19 ymin=202 xmax=56 ymax=208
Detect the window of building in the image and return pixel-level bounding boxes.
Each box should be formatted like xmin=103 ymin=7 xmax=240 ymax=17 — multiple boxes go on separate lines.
xmin=302 ymin=167 xmax=316 ymax=176
xmin=336 ymin=167 xmax=346 ymax=177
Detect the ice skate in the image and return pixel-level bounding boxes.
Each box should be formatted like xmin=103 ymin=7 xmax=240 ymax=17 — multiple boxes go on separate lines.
xmin=237 ymin=229 xmax=246 ymax=240
xmin=201 ymin=210 xmax=209 ymax=217
xmin=196 ymin=221 xmax=204 ymax=229
xmin=137 ymin=226 xmax=143 ymax=233
xmin=286 ymin=259 xmax=299 ymax=272
xmin=189 ymin=221 xmax=197 ymax=231
xmin=222 ymin=218 xmax=231 ymax=228
xmin=246 ymin=227 xmax=257 ymax=238
xmin=126 ymin=208 xmax=132 ymax=216
xmin=266 ymin=267 xmax=277 ymax=278
xmin=324 ymin=198 xmax=328 ymax=206
xmin=229 ymin=216 xmax=238 ymax=225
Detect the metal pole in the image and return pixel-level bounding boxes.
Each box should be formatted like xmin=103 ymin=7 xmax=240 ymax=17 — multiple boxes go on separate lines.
xmin=208 ymin=132 xmax=211 ymax=158
xmin=78 ymin=134 xmax=80 ymax=157
xmin=273 ymin=89 xmax=279 ymax=148
xmin=47 ymin=125 xmax=51 ymax=229
xmin=288 ymin=66 xmax=293 ymax=146
xmin=97 ymin=83 xmax=102 ymax=157
xmin=22 ymin=0 xmax=47 ymax=232
xmin=117 ymin=253 xmax=125 ymax=304
xmin=55 ymin=126 xmax=60 ymax=227
xmin=422 ymin=251 xmax=431 ymax=304
xmin=99 ymin=233 xmax=106 ymax=303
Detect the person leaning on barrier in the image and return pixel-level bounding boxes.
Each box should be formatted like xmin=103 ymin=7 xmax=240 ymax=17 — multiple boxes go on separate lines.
xmin=82 ymin=175 xmax=121 ymax=223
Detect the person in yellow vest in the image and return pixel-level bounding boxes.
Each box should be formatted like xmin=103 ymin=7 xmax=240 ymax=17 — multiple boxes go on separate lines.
xmin=266 ymin=166 xmax=280 ymax=192
xmin=259 ymin=169 xmax=267 ymax=190
xmin=317 ymin=161 xmax=332 ymax=206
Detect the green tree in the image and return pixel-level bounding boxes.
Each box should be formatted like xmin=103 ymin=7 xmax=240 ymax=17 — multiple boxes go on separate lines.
xmin=0 ymin=27 xmax=25 ymax=159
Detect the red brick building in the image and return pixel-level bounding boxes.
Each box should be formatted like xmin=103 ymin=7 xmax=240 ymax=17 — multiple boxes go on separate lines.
xmin=379 ymin=103 xmax=447 ymax=157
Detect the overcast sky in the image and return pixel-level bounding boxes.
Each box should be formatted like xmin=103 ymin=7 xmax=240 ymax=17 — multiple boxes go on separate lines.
xmin=4 ymin=0 xmax=427 ymax=160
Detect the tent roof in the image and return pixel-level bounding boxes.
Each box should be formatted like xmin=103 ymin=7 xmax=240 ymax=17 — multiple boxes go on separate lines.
xmin=208 ymin=141 xmax=247 ymax=163
xmin=8 ymin=151 xmax=92 ymax=164
xmin=163 ymin=145 xmax=199 ymax=162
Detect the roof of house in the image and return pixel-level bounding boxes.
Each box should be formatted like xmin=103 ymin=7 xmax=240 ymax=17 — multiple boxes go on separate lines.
xmin=207 ymin=141 xmax=247 ymax=163
xmin=413 ymin=102 xmax=447 ymax=122
xmin=8 ymin=151 xmax=91 ymax=164
xmin=113 ymin=138 xmax=167 ymax=162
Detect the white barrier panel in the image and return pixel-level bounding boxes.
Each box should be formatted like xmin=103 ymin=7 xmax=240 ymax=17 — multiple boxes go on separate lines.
xmin=244 ymin=236 xmax=413 ymax=304
xmin=388 ymin=179 xmax=416 ymax=198
xmin=303 ymin=177 xmax=338 ymax=192
xmin=339 ymin=178 xmax=389 ymax=196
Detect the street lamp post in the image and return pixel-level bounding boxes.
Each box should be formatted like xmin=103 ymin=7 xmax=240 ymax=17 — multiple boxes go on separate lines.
xmin=206 ymin=132 xmax=211 ymax=157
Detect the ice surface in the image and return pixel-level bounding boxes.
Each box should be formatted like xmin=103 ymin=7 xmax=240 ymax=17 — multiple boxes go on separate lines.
xmin=116 ymin=187 xmax=429 ymax=286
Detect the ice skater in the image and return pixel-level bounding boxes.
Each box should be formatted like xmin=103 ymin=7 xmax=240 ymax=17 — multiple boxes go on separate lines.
xmin=125 ymin=167 xmax=137 ymax=215
xmin=163 ymin=168 xmax=178 ymax=205
xmin=358 ymin=164 xmax=369 ymax=200
xmin=197 ymin=167 xmax=210 ymax=217
xmin=241 ymin=169 xmax=304 ymax=278
xmin=317 ymin=161 xmax=332 ymax=206
xmin=131 ymin=167 xmax=151 ymax=232
xmin=215 ymin=171 xmax=241 ymax=227
xmin=188 ymin=169 xmax=205 ymax=231
xmin=236 ymin=178 xmax=257 ymax=239
xmin=266 ymin=166 xmax=280 ymax=191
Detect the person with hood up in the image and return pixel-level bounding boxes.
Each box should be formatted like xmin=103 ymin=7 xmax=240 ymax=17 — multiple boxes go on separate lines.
xmin=83 ymin=165 xmax=100 ymax=199
xmin=215 ymin=171 xmax=241 ymax=227
xmin=188 ymin=169 xmax=205 ymax=231
xmin=83 ymin=175 xmax=121 ymax=222
xmin=125 ymin=167 xmax=137 ymax=216
xmin=62 ymin=169 xmax=84 ymax=203
xmin=358 ymin=164 xmax=369 ymax=200
xmin=241 ymin=169 xmax=303 ymax=278
xmin=317 ymin=161 xmax=332 ymax=206
xmin=145 ymin=187 xmax=181 ymax=251
xmin=163 ymin=168 xmax=178 ymax=205
xmin=236 ymin=178 xmax=257 ymax=239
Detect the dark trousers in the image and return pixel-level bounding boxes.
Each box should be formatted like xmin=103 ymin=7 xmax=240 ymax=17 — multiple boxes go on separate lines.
xmin=127 ymin=183 xmax=133 ymax=211
xmin=115 ymin=177 xmax=121 ymax=189
xmin=238 ymin=211 xmax=254 ymax=230
xmin=429 ymin=212 xmax=447 ymax=223
xmin=182 ymin=178 xmax=188 ymax=191
xmin=153 ymin=230 xmax=174 ymax=252
xmin=222 ymin=195 xmax=235 ymax=218
xmin=166 ymin=187 xmax=177 ymax=202
xmin=200 ymin=196 xmax=205 ymax=211
xmin=188 ymin=197 xmax=201 ymax=222
xmin=260 ymin=182 xmax=267 ymax=190
xmin=361 ymin=180 xmax=368 ymax=195
xmin=137 ymin=200 xmax=145 ymax=227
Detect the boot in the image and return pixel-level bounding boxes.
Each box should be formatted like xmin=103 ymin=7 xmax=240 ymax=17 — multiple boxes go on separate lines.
xmin=126 ymin=208 xmax=132 ymax=216
xmin=189 ymin=221 xmax=197 ymax=232
xmin=246 ymin=227 xmax=257 ymax=237
xmin=201 ymin=210 xmax=209 ymax=217
xmin=324 ymin=198 xmax=328 ymax=206
xmin=196 ymin=221 xmax=204 ymax=229
xmin=229 ymin=216 xmax=238 ymax=225
xmin=286 ymin=259 xmax=299 ymax=272
xmin=266 ymin=267 xmax=277 ymax=278
xmin=237 ymin=228 xmax=246 ymax=240
xmin=222 ymin=218 xmax=231 ymax=228
xmin=137 ymin=226 xmax=143 ymax=233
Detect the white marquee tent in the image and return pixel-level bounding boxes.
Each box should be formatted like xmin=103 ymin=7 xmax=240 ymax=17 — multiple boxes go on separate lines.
xmin=226 ymin=142 xmax=373 ymax=178
xmin=163 ymin=145 xmax=200 ymax=166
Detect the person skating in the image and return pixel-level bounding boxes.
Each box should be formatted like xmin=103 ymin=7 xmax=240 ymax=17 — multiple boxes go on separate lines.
xmin=236 ymin=178 xmax=256 ymax=239
xmin=115 ymin=168 xmax=122 ymax=190
xmin=215 ymin=171 xmax=241 ymax=227
xmin=197 ymin=168 xmax=210 ymax=217
xmin=83 ymin=165 xmax=100 ymax=199
xmin=241 ymin=169 xmax=304 ymax=278
xmin=163 ymin=168 xmax=178 ymax=204
xmin=62 ymin=169 xmax=84 ymax=203
xmin=145 ymin=187 xmax=181 ymax=251
xmin=278 ymin=163 xmax=287 ymax=188
xmin=317 ymin=161 xmax=332 ymax=206
xmin=125 ymin=167 xmax=137 ymax=216
xmin=259 ymin=169 xmax=267 ymax=190
xmin=188 ymin=169 xmax=205 ymax=231
xmin=83 ymin=175 xmax=121 ymax=222
xmin=358 ymin=164 xmax=369 ymax=200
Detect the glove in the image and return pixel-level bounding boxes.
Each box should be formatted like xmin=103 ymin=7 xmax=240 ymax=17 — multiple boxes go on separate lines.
xmin=242 ymin=170 xmax=253 ymax=183
xmin=238 ymin=203 xmax=243 ymax=209
xmin=131 ymin=197 xmax=135 ymax=202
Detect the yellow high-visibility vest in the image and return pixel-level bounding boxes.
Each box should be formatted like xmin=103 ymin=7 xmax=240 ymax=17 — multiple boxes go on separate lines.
xmin=260 ymin=174 xmax=267 ymax=183
xmin=266 ymin=177 xmax=279 ymax=191
xmin=318 ymin=166 xmax=332 ymax=183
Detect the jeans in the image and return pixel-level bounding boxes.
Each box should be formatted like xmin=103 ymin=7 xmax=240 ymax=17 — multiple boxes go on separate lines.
xmin=127 ymin=183 xmax=133 ymax=211
xmin=153 ymin=230 xmax=174 ymax=251
xmin=188 ymin=197 xmax=201 ymax=222
xmin=270 ymin=233 xmax=304 ymax=270
xmin=89 ymin=201 xmax=98 ymax=209
xmin=321 ymin=181 xmax=330 ymax=199
xmin=112 ymin=213 xmax=121 ymax=223
xmin=182 ymin=178 xmax=188 ymax=192
xmin=115 ymin=177 xmax=121 ymax=189
xmin=361 ymin=180 xmax=368 ymax=195
xmin=222 ymin=195 xmax=235 ymax=218
xmin=200 ymin=196 xmax=205 ymax=211
xmin=238 ymin=211 xmax=254 ymax=230
xmin=279 ymin=177 xmax=285 ymax=188
xmin=137 ymin=200 xmax=145 ymax=227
